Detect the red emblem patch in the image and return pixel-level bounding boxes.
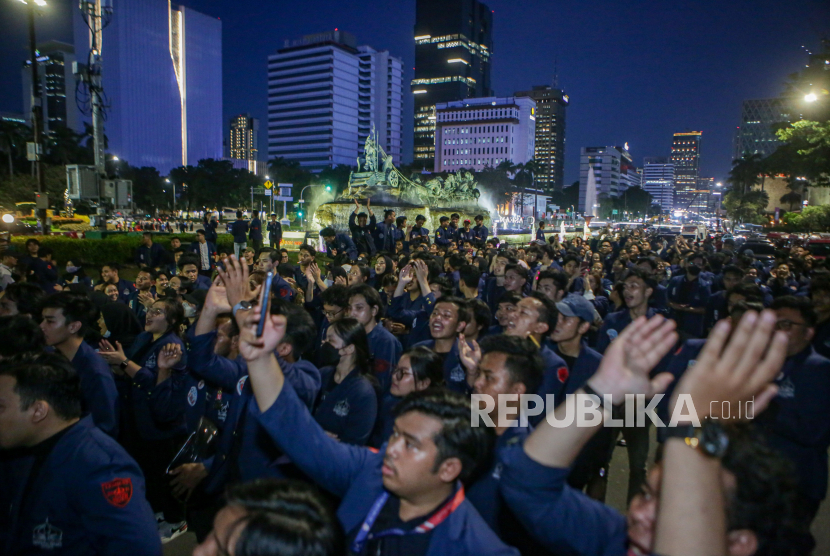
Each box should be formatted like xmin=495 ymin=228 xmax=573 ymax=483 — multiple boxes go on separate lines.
xmin=279 ymin=288 xmax=290 ymax=298
xmin=373 ymin=359 xmax=390 ymax=375
xmin=557 ymin=366 xmax=569 ymax=383
xmin=101 ymin=477 xmax=133 ymax=508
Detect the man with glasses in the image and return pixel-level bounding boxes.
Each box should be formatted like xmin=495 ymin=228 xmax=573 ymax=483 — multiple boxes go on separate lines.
xmin=755 ymin=295 xmax=830 ymax=528
xmin=596 ymin=268 xmax=656 ymax=354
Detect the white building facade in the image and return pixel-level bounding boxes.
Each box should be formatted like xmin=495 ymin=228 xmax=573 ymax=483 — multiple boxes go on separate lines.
xmin=267 ymin=31 xmax=403 ymax=172
xmin=642 ymin=158 xmax=675 ymax=212
xmin=578 ymin=146 xmax=633 ymax=211
xmin=433 ymin=96 xmax=536 ymax=172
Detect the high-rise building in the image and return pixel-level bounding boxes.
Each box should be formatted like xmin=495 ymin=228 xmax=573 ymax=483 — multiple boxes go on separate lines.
xmin=642 ymin=157 xmax=675 ymax=212
xmin=434 ymin=96 xmax=535 ymax=172
xmin=578 ymin=146 xmax=633 ymax=211
xmin=412 ymin=0 xmax=493 ymax=168
xmin=72 ymin=0 xmax=223 ymax=171
xmin=21 ymin=41 xmax=78 ymax=134
xmin=266 ymin=31 xmax=403 ymax=172
xmin=514 ymin=85 xmax=568 ymax=191
xmin=733 ymin=98 xmax=791 ymax=160
xmin=229 ymin=115 xmax=259 ymax=173
xmin=670 ymin=131 xmax=701 ymax=209
xmin=690 ymin=176 xmax=715 ymax=215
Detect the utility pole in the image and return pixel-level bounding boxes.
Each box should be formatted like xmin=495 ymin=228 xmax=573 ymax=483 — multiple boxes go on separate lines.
xmin=78 ymin=0 xmax=111 ymax=230
xmin=25 ymin=0 xmax=46 ymax=233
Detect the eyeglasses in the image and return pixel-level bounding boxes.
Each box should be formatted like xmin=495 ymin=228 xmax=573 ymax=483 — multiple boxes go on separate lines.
xmin=393 ymin=368 xmax=413 ymax=381
xmin=775 ymin=319 xmax=807 ymax=331
xmin=323 ymin=308 xmax=344 ymax=320
xmin=147 ymin=308 xmax=165 ymax=316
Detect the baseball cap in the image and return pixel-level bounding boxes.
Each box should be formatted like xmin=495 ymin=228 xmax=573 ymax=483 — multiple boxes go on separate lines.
xmin=556 ymin=294 xmax=596 ymax=323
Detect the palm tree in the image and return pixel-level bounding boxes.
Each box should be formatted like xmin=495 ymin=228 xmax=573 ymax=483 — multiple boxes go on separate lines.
xmin=780 ymin=191 xmax=802 ymax=212
xmin=0 ymin=120 xmax=29 ymax=179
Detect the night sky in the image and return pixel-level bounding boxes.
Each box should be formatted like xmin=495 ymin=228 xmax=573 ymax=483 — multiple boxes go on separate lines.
xmin=1 ymin=0 xmax=827 ymax=185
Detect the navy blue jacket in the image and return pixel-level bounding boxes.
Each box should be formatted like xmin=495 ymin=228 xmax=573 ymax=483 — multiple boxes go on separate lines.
xmin=472 ymin=224 xmax=489 ymax=246
xmin=349 ymin=213 xmax=377 ymax=257
xmin=755 ymin=346 xmax=830 ymax=501
xmin=134 ymin=243 xmax=165 ymax=268
xmin=71 ymin=341 xmax=120 ymax=437
xmin=651 ymin=283 xmax=669 ymax=314
xmin=0 ymin=417 xmax=161 ymax=556
xmin=188 ymin=331 xmax=321 ymax=492
xmin=435 ymin=226 xmax=452 ymax=247
xmin=373 ymin=220 xmax=396 ymax=253
xmin=327 ymin=233 xmax=358 ymax=261
xmin=409 ymin=225 xmax=430 ymax=246
xmin=120 ymin=331 xmax=188 ymax=441
xmin=704 ymin=290 xmax=727 ymax=332
xmin=500 ymin=445 xmax=628 ymax=556
xmin=535 ymin=228 xmax=547 ymax=242
xmin=204 ymin=219 xmax=219 ymax=244
xmin=229 ymin=220 xmax=249 ymax=243
xmin=114 ymin=278 xmax=136 ymax=304
xmin=543 ymin=345 xmax=602 ymax=405
xmin=193 ymin=274 xmax=212 ymax=291
xmin=414 ymin=338 xmax=471 ymax=393
xmin=367 ymin=324 xmax=402 ymax=391
xmin=314 ymin=367 xmax=379 ymax=446
xmin=257 ymin=382 xmax=519 ymax=556
xmin=188 ymin=241 xmax=218 ymax=271
xmin=249 ymin=218 xmax=263 ymax=241
xmin=30 ymin=258 xmax=58 ymax=292
xmin=655 ymin=339 xmax=705 ymax=440
xmin=667 ymin=274 xmax=711 ymax=338
xmin=388 ymin=292 xmax=437 ymax=350
xmin=127 ymin=290 xmax=149 ymax=327
xmin=458 ymin=228 xmax=476 ymax=247
xmin=267 ymin=220 xmax=282 ymax=242
xmin=596 ymin=308 xmax=658 ymax=355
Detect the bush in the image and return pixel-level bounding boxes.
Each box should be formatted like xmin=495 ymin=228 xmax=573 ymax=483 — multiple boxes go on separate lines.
xmin=9 ymin=233 xmax=237 ymax=266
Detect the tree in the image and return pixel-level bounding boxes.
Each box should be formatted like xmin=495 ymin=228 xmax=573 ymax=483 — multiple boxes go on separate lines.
xmin=727 ymin=152 xmax=764 ymax=194
xmin=0 ymin=119 xmax=30 ymax=179
xmin=723 ymin=188 xmax=769 ymax=225
xmin=780 ymin=190 xmax=802 ymax=212
xmin=123 ymin=166 xmax=166 ymax=214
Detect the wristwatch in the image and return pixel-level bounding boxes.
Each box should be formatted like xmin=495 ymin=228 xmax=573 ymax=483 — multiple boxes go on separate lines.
xmin=232 ymin=300 xmax=253 ymax=318
xmin=664 ymin=418 xmax=729 ymax=458
xmin=119 ymin=358 xmax=130 ymax=371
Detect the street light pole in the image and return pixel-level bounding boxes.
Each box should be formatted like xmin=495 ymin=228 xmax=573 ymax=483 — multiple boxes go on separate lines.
xmin=25 ymin=0 xmax=46 ymax=232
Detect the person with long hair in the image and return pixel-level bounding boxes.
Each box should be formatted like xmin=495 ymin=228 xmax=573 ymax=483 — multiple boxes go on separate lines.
xmin=98 ymin=297 xmax=190 ymax=538
xmin=370 ymin=345 xmax=445 ymax=447
xmin=371 ymin=254 xmax=395 ymax=289
xmin=313 ymin=318 xmax=378 ymax=446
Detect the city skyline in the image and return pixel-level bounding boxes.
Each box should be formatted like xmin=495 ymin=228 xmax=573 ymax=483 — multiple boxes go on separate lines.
xmin=2 ymin=0 xmax=826 ymax=184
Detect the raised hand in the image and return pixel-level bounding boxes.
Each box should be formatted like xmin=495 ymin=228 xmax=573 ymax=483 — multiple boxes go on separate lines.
xmin=236 ymin=285 xmax=287 ymax=362
xmin=204 ymin=276 xmax=231 ymax=313
xmin=413 ymin=259 xmax=429 ymax=282
xmin=157 ymin=343 xmax=182 ymax=371
xmin=671 ymin=310 xmax=787 ymax=419
xmin=398 ymin=264 xmax=414 ymax=286
xmin=458 ymin=334 xmax=482 ymax=373
xmin=217 ymin=255 xmax=252 ymax=307
xmin=588 ymin=315 xmax=678 ymax=403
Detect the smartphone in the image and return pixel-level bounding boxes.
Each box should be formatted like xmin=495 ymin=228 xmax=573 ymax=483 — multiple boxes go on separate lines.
xmin=257 ymin=271 xmax=275 ymax=338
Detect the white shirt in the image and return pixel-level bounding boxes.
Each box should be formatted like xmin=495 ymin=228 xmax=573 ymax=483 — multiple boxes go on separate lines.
xmin=199 ymin=242 xmax=210 ymax=270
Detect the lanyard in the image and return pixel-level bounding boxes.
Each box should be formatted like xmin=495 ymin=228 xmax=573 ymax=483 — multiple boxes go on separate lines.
xmin=350 ymin=486 xmax=465 ymax=554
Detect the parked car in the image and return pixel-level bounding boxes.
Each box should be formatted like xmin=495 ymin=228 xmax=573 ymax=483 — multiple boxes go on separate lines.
xmin=737 ymin=241 xmax=778 ymax=261
xmin=806 ymin=238 xmax=830 ymax=260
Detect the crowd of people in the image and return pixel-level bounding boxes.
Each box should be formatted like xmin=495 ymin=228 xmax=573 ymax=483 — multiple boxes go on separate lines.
xmin=0 ymin=200 xmax=828 ymax=556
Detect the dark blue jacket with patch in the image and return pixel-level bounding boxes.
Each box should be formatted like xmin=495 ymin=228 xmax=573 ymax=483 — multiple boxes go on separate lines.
xmin=257 ymin=381 xmax=519 ymax=556
xmin=71 ymin=341 xmax=120 ymax=438
xmin=314 ymin=367 xmax=379 ymax=446
xmin=0 ymin=417 xmax=161 ymax=556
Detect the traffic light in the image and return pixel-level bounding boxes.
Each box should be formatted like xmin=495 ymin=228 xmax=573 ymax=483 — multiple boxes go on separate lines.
xmin=325 ymin=185 xmax=332 ymax=192
xmin=298 ymin=210 xmax=303 ymax=217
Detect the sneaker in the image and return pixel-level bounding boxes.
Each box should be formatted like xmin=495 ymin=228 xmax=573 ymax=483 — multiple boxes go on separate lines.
xmin=159 ymin=520 xmax=188 ymax=543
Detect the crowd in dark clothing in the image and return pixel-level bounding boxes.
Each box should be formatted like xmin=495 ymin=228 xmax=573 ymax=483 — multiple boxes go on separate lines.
xmin=0 ymin=213 xmax=827 ymax=556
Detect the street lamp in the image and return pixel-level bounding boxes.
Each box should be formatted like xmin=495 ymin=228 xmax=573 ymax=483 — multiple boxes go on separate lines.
xmin=805 ymin=93 xmax=818 ymax=103
xmin=19 ymin=0 xmax=48 ymax=232
xmin=165 ymin=178 xmax=175 ymax=214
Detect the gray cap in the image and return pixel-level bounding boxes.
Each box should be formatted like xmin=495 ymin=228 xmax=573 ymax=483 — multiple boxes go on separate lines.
xmin=556 ymin=293 xmax=596 ymax=323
